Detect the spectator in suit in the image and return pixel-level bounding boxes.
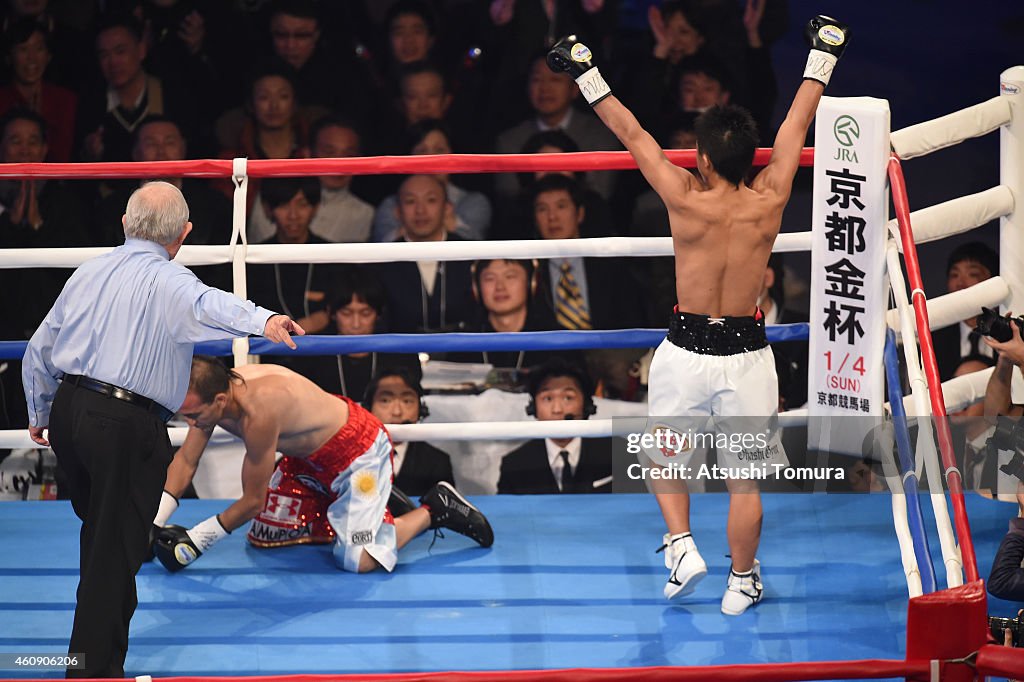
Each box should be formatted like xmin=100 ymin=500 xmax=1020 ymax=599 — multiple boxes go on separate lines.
xmin=492 ymin=128 xmax=614 ymax=240
xmin=365 ymin=367 xmax=454 ymax=496
xmin=246 ymin=176 xmax=336 ymax=334
xmin=283 ymin=266 xmax=420 ymax=400
xmin=265 ymin=0 xmax=375 ymax=126
xmin=931 ymin=241 xmax=998 ymax=381
xmin=498 ymin=358 xmax=611 ymax=494
xmin=494 ymin=52 xmax=619 ymax=202
xmin=531 ymin=174 xmax=643 ymax=331
xmin=949 ymin=354 xmax=998 ymax=494
xmin=0 ymin=108 xmax=89 ymax=339
xmin=373 ymin=174 xmax=475 ymax=333
xmin=77 ymin=13 xmax=198 ymax=163
xmin=531 ymin=174 xmax=646 ymax=399
xmin=446 ymin=258 xmax=578 ymax=376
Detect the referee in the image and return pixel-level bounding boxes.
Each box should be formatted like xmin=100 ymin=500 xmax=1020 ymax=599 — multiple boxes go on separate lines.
xmin=22 ymin=181 xmax=304 ymax=678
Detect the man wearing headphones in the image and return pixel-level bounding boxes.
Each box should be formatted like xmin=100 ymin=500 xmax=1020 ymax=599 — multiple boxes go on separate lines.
xmin=151 ymin=357 xmax=493 ymax=575
xmin=364 ymin=367 xmax=454 ymax=497
xmin=447 ymin=258 xmax=581 ymax=374
xmin=498 ymin=359 xmax=612 ymax=494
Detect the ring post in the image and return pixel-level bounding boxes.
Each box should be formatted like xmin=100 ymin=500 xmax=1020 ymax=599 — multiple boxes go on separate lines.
xmin=1000 ymin=66 xmax=1024 ymax=403
xmin=231 ymin=156 xmax=250 ymax=367
xmin=1000 ymin=66 xmax=1024 ymax=314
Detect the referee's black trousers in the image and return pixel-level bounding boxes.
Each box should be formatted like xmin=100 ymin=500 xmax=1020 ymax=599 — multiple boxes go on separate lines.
xmin=48 ymin=380 xmax=172 ymax=678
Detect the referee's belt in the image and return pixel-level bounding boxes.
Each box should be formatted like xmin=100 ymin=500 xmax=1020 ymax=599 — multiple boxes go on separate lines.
xmin=63 ymin=375 xmax=174 ymax=423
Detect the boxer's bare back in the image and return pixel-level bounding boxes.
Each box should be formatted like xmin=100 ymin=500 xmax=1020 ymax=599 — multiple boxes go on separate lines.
xmin=179 ymin=363 xmax=348 ymax=459
xmin=669 ymin=181 xmax=785 ymax=318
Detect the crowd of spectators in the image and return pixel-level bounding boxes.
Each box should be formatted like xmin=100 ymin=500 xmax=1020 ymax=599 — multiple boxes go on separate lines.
xmin=0 ymin=0 xmax=797 ymax=431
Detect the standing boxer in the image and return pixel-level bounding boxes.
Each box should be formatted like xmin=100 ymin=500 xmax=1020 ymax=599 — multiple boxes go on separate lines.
xmin=547 ymin=15 xmax=849 ymax=613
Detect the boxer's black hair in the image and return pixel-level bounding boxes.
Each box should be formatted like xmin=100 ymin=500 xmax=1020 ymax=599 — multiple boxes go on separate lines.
xmin=189 ymin=356 xmax=243 ymax=403
xmin=694 ymin=104 xmax=758 ymax=186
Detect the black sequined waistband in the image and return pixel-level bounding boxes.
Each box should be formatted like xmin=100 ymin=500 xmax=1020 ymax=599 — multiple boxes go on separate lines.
xmin=666 ymin=309 xmax=768 ymax=356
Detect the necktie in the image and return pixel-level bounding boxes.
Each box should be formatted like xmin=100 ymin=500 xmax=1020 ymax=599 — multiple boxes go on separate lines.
xmin=555 ymin=261 xmax=592 ymax=330
xmin=967 ymin=330 xmax=981 ymax=356
xmin=559 ymin=450 xmax=572 ymax=493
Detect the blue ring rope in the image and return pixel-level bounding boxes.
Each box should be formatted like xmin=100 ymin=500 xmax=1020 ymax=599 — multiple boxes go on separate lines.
xmin=0 ymin=323 xmax=809 ymax=359
xmin=883 ymin=328 xmax=937 ymax=593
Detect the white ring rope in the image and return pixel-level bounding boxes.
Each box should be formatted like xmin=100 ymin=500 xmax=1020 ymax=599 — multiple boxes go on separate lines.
xmin=0 ymin=234 xmax=811 ymax=269
xmin=889 ymin=185 xmax=1013 ymax=250
xmin=885 ymin=276 xmax=1010 ymax=333
xmin=0 ymin=366 xmax=991 ymax=451
xmin=0 ymin=183 xmax=1007 ymax=271
xmin=890 ymin=96 xmax=1011 ymax=160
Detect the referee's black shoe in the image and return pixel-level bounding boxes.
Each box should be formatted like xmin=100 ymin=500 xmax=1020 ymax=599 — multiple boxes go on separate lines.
xmin=420 ymin=482 xmax=494 ymax=548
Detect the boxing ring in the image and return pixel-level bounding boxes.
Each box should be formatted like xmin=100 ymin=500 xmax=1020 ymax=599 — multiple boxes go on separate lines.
xmin=1 ymin=66 xmax=1024 ymax=679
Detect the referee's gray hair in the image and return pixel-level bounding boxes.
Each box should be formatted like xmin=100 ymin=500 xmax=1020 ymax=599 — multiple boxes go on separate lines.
xmin=123 ymin=181 xmax=190 ymax=244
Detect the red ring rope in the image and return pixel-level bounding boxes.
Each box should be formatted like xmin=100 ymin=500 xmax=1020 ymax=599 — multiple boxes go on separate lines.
xmin=0 ymin=148 xmax=815 ymax=180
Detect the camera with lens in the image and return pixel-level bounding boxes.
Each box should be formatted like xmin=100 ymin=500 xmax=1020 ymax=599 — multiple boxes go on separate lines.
xmin=982 ymin=417 xmax=1024 ymax=484
xmin=990 ymin=612 xmax=1024 ymax=647
xmin=975 ymin=307 xmax=1024 ymax=343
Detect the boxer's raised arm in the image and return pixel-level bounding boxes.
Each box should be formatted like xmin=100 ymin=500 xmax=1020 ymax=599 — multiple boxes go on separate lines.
xmin=547 ymin=35 xmax=694 ymax=205
xmin=756 ymin=16 xmax=850 ymax=199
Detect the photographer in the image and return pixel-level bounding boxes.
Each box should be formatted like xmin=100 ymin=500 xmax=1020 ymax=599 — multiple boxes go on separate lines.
xmin=984 ymin=325 xmax=1024 ymax=424
xmin=984 ymin=316 xmax=1024 ymax=369
xmin=989 ymin=483 xmax=1024 ymax=602
xmin=981 ymin=318 xmax=1024 ymax=654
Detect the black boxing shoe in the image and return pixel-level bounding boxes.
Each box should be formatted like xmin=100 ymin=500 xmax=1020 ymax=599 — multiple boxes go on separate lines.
xmin=420 ymin=482 xmax=494 ymax=548
xmin=388 ymin=485 xmax=418 ymax=518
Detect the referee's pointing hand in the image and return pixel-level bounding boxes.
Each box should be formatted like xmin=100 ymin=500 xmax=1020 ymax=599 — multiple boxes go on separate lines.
xmin=264 ymin=314 xmax=306 ymax=349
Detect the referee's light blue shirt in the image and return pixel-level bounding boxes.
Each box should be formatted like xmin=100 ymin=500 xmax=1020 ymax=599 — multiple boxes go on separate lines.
xmin=23 ymin=238 xmax=277 ymax=426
